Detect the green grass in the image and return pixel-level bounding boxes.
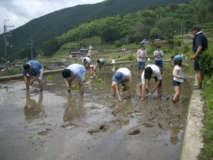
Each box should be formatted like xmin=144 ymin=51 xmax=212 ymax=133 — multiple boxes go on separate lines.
xmin=121 ymin=44 xmax=140 ymax=49
xmin=199 ymin=75 xmax=213 ymax=160
xmin=78 ymin=36 xmax=102 ymax=44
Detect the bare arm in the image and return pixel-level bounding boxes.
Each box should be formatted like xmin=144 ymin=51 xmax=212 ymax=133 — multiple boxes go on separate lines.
xmin=30 ymin=74 xmax=40 ymax=85
xmin=151 ymin=80 xmax=161 ymax=94
xmin=115 ymin=84 xmax=122 ymax=102
xmin=174 ymin=70 xmax=183 ymax=79
xmin=192 ymin=46 xmax=202 ymax=60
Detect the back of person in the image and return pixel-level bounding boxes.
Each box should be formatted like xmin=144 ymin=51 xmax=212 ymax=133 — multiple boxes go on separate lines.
xmin=66 ymin=64 xmax=85 ymax=77
xmin=116 ymin=68 xmax=131 ymax=80
xmin=173 ymin=65 xmax=183 ymax=83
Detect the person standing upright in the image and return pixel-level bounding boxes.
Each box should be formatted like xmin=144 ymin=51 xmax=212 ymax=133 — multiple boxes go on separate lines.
xmin=153 ymin=46 xmax=164 ymax=74
xmin=191 ymin=25 xmax=208 ymax=89
xmin=137 ymin=45 xmax=147 ymax=74
xmin=87 ymin=46 xmax=92 ymax=58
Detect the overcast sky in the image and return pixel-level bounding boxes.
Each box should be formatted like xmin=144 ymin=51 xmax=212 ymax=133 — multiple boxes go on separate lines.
xmin=0 ymin=0 xmax=103 ymax=33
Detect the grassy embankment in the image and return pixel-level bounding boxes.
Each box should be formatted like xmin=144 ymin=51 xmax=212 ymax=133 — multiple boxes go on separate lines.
xmin=198 ymin=22 xmax=213 ymax=160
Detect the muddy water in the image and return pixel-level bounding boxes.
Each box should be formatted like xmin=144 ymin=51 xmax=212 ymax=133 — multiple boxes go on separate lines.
xmin=0 ymin=64 xmax=194 ymax=160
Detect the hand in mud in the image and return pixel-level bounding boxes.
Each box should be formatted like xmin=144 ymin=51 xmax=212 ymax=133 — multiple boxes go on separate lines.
xmin=26 ymin=82 xmax=30 ymax=87
xmin=71 ymin=85 xmax=76 ymax=90
xmin=118 ymin=98 xmax=123 ymax=102
xmin=29 ymin=81 xmax=34 ymax=85
xmin=67 ymin=87 xmax=71 ymax=92
xmin=151 ymin=88 xmax=156 ymax=94
xmin=140 ymin=98 xmax=144 ymax=101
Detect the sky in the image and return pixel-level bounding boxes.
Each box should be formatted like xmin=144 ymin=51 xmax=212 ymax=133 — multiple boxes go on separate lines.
xmin=0 ymin=0 xmax=104 ymax=33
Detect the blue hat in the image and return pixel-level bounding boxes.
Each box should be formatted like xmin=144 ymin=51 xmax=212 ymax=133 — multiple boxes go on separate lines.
xmin=112 ymin=71 xmax=125 ymax=83
xmin=174 ymin=55 xmax=182 ymax=61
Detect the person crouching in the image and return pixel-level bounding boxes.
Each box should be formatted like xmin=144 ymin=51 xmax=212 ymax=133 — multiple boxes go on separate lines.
xmin=111 ymin=68 xmax=131 ymax=102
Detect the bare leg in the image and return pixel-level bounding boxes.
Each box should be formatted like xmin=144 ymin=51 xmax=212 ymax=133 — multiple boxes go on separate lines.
xmin=126 ymin=80 xmax=131 ymax=98
xmin=79 ymin=81 xmax=84 ymax=95
xmin=140 ymin=83 xmax=142 ymax=97
xmin=196 ymin=71 xmax=203 ymax=88
xmin=172 ymin=86 xmax=180 ymax=103
xmin=38 ymin=79 xmax=43 ymax=91
xmin=24 ymin=76 xmax=30 ymax=90
xmin=137 ymin=69 xmax=140 ymax=74
xmin=157 ymin=85 xmax=162 ymax=99
xmin=111 ymin=82 xmax=116 ymax=96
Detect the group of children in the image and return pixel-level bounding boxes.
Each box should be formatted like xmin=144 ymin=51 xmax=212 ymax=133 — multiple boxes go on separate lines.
xmin=22 ymin=48 xmax=184 ymax=103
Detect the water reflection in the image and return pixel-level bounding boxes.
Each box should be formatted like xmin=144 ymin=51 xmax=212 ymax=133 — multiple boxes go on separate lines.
xmin=24 ymin=91 xmax=44 ymax=121
xmin=63 ymin=94 xmax=85 ymax=122
xmin=170 ymin=126 xmax=181 ymax=145
xmin=85 ymin=71 xmax=97 ymax=88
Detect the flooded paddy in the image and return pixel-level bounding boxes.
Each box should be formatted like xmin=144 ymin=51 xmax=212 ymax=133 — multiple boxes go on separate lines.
xmin=0 ymin=64 xmax=194 ymax=160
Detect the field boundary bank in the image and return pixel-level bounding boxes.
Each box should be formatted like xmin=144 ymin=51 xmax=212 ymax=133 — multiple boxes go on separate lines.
xmin=180 ymin=89 xmax=204 ymax=160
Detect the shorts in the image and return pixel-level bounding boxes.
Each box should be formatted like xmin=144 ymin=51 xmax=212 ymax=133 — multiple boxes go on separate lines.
xmin=27 ymin=68 xmax=43 ymax=80
xmin=154 ymin=77 xmax=162 ymax=86
xmin=137 ymin=62 xmax=145 ymax=70
xmin=194 ymin=56 xmax=200 ymax=71
xmin=155 ymin=60 xmax=163 ymax=68
xmin=103 ymin=61 xmax=107 ymax=67
xmin=173 ymin=80 xmax=181 ymax=87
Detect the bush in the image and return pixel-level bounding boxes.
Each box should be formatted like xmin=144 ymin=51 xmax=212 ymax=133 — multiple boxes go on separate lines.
xmin=127 ymin=55 xmax=135 ymax=61
xmin=200 ymin=75 xmax=213 ymax=159
xmin=183 ymin=43 xmax=190 ymax=53
xmin=199 ymin=41 xmax=213 ymax=78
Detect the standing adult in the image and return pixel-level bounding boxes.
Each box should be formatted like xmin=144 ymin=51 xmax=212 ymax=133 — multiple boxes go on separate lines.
xmin=137 ymin=45 xmax=147 ymax=74
xmin=62 ymin=64 xmax=86 ymax=95
xmin=111 ymin=68 xmax=131 ymax=102
xmin=191 ymin=25 xmax=208 ymax=89
xmin=140 ymin=64 xmax=162 ymax=101
xmin=87 ymin=46 xmax=92 ymax=58
xmin=153 ymin=46 xmax=164 ymax=73
xmin=22 ymin=60 xmax=44 ymax=91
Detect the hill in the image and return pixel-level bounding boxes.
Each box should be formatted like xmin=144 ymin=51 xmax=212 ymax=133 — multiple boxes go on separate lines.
xmin=0 ymin=0 xmax=191 ymax=60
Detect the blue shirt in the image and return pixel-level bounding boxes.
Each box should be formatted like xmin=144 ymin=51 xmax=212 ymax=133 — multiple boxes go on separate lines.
xmin=192 ymin=31 xmax=208 ymax=53
xmin=22 ymin=60 xmax=43 ymax=76
xmin=66 ymin=64 xmax=86 ymax=81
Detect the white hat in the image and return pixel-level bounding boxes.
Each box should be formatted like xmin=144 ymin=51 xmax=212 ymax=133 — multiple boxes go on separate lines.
xmin=89 ymin=46 xmax=92 ymax=50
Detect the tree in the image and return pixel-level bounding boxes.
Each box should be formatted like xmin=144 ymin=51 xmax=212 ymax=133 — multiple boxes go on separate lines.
xmin=195 ymin=5 xmax=211 ymax=23
xmin=17 ymin=48 xmax=37 ymax=59
xmin=155 ymin=17 xmax=182 ymax=48
xmin=41 ymin=39 xmax=60 ymax=57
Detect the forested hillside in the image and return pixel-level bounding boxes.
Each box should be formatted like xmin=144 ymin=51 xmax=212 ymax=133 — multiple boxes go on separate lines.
xmin=39 ymin=0 xmax=213 ymax=57
xmin=0 ymin=0 xmax=191 ymax=60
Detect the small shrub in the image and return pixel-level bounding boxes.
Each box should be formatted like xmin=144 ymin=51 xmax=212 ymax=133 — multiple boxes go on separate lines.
xmin=127 ymin=55 xmax=135 ymax=61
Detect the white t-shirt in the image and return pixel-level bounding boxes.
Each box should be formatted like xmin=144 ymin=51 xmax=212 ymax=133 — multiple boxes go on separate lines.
xmin=66 ymin=64 xmax=86 ymax=81
xmin=82 ymin=57 xmax=91 ymax=64
xmin=137 ymin=49 xmax=147 ymax=62
xmin=113 ymin=68 xmax=131 ymax=83
xmin=173 ymin=65 xmax=183 ymax=82
xmin=154 ymin=50 xmax=163 ymax=61
xmin=141 ymin=65 xmax=162 ymax=83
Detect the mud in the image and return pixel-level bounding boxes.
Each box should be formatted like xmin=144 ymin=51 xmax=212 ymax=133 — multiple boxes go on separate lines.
xmin=0 ymin=64 xmax=194 ymax=160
